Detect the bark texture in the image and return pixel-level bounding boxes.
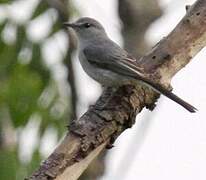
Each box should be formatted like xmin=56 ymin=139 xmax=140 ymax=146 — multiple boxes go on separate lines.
xmin=28 ymin=0 xmax=206 ymax=179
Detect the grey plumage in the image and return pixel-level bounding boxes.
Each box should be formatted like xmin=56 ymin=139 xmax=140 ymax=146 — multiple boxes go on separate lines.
xmin=64 ymin=17 xmax=197 ymax=113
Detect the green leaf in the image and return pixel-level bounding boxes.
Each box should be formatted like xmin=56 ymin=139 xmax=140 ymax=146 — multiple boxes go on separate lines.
xmin=25 ymin=150 xmax=42 ymax=176
xmin=48 ymin=21 xmax=62 ymax=37
xmin=4 ymin=64 xmax=44 ymax=127
xmin=0 ymin=0 xmax=11 ymax=4
xmin=29 ymin=43 xmax=50 ymax=86
xmin=31 ymin=1 xmax=48 ymax=19
xmin=0 ymin=149 xmax=18 ymax=180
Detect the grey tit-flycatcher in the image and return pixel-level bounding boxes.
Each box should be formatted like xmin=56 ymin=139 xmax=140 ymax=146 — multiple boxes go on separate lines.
xmin=64 ymin=17 xmax=196 ymax=113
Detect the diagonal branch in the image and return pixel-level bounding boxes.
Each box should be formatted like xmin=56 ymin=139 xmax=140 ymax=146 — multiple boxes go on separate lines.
xmin=28 ymin=0 xmax=206 ymax=179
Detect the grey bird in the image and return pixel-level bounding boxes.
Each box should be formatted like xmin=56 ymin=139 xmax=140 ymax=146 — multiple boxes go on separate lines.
xmin=64 ymin=17 xmax=197 ymax=113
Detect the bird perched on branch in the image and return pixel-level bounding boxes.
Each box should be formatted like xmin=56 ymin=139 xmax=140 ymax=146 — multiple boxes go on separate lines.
xmin=64 ymin=17 xmax=196 ymax=113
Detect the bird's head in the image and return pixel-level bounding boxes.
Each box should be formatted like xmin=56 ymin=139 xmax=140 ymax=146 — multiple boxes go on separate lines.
xmin=64 ymin=17 xmax=107 ymax=42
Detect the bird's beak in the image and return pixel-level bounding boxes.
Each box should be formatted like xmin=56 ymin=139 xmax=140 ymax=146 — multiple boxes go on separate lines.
xmin=63 ymin=22 xmax=77 ymax=28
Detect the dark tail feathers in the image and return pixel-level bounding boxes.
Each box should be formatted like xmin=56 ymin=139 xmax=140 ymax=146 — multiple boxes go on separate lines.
xmin=141 ymin=78 xmax=197 ymax=113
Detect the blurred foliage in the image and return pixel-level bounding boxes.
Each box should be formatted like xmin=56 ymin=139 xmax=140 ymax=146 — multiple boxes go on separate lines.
xmin=0 ymin=1 xmax=71 ymax=179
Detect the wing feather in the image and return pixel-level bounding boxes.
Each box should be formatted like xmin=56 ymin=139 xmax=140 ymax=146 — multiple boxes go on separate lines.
xmin=83 ymin=44 xmax=146 ymax=78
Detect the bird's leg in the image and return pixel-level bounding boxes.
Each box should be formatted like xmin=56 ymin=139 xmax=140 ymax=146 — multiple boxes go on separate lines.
xmin=90 ymin=86 xmax=118 ymax=111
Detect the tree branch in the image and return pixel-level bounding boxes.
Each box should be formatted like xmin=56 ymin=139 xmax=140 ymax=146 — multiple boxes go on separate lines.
xmin=28 ymin=0 xmax=206 ymax=179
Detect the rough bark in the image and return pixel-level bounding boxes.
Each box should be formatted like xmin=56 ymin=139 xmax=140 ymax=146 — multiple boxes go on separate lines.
xmin=28 ymin=0 xmax=206 ymax=179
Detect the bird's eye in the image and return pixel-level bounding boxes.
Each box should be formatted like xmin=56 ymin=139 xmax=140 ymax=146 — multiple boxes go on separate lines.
xmin=84 ymin=23 xmax=91 ymax=28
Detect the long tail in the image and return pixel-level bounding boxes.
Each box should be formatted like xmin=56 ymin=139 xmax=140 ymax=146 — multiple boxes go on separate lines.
xmin=139 ymin=78 xmax=197 ymax=113
xmin=108 ymin=59 xmax=196 ymax=112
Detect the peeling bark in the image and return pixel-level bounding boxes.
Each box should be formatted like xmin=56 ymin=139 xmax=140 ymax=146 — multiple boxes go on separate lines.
xmin=28 ymin=0 xmax=206 ymax=179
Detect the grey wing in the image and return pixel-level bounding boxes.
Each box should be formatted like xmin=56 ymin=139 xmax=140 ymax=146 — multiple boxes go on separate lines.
xmin=83 ymin=42 xmax=146 ymax=79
